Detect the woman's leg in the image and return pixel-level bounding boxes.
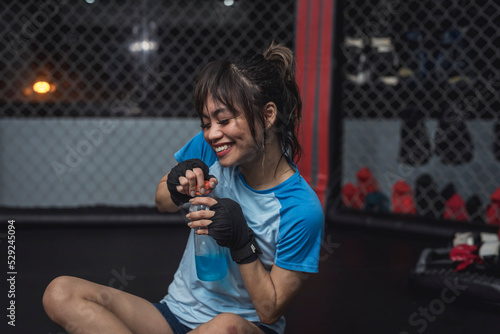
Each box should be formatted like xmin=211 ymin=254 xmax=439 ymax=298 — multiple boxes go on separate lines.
xmin=189 ymin=313 xmax=264 ymax=334
xmin=43 ymin=276 xmax=172 ymax=334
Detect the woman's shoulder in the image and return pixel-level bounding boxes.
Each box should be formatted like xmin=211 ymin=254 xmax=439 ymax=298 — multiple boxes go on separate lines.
xmin=276 ymin=174 xmax=324 ymax=222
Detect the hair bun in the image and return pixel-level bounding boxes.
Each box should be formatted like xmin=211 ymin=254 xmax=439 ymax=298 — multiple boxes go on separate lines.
xmin=263 ymin=42 xmax=296 ymax=83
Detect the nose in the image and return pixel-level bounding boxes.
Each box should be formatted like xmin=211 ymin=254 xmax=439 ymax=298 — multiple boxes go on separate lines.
xmin=207 ymin=123 xmax=223 ymax=142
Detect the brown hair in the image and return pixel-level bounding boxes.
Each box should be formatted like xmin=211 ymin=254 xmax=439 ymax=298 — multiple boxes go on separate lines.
xmin=194 ymin=42 xmax=302 ymax=164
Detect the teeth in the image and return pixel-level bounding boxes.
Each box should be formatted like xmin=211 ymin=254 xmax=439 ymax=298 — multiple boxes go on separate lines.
xmin=214 ymin=144 xmax=233 ymax=153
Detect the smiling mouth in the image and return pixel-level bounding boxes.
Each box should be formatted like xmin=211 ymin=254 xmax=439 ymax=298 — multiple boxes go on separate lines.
xmin=214 ymin=144 xmax=234 ymax=153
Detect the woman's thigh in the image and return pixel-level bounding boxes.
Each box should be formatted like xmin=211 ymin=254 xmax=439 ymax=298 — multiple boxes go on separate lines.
xmin=43 ymin=276 xmax=172 ymax=334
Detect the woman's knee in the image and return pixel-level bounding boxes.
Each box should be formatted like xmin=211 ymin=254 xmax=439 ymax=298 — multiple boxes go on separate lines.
xmin=42 ymin=276 xmax=80 ymax=321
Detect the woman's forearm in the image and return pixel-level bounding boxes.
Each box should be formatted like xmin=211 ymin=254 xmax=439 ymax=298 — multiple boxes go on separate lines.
xmin=238 ymin=260 xmax=304 ymax=325
xmin=155 ymin=173 xmax=180 ymax=213
xmin=239 ymin=261 xmax=279 ymax=324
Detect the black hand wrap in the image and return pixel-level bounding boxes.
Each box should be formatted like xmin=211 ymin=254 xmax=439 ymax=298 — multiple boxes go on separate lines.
xmin=208 ymin=198 xmax=262 ymax=264
xmin=166 ymin=159 xmax=213 ymax=206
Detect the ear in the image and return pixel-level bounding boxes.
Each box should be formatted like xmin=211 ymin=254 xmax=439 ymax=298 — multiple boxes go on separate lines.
xmin=264 ymin=102 xmax=277 ymax=129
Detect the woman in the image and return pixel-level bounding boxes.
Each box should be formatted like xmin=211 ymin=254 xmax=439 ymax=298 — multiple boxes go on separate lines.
xmin=43 ymin=43 xmax=324 ymax=334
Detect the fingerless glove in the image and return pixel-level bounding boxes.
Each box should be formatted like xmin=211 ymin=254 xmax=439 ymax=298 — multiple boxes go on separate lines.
xmin=208 ymin=198 xmax=262 ymax=264
xmin=166 ymin=159 xmax=212 ymax=206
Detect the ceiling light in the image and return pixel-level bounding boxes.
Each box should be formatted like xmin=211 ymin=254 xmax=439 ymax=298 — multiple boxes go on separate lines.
xmin=33 ymin=81 xmax=51 ymax=94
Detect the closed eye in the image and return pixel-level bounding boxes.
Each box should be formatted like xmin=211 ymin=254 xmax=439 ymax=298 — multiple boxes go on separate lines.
xmin=217 ymin=118 xmax=232 ymax=125
xmin=200 ymin=117 xmax=234 ymax=130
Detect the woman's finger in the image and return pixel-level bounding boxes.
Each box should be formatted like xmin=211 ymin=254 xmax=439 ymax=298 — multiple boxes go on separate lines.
xmin=184 ymin=169 xmax=197 ymax=197
xmin=187 ymin=209 xmax=215 ymax=222
xmin=208 ymin=176 xmax=218 ymax=191
xmin=188 ymin=219 xmax=213 ymax=229
xmin=178 ymin=176 xmax=189 ymax=194
xmin=192 ymin=168 xmax=206 ymax=194
xmin=194 ymin=228 xmax=209 ymax=235
xmin=190 ymin=196 xmax=218 ymax=207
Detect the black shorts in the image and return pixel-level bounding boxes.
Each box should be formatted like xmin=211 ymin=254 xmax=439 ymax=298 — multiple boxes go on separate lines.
xmin=152 ymin=302 xmax=278 ymax=334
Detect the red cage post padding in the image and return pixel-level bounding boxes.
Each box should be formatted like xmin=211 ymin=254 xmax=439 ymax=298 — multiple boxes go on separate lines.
xmin=295 ymin=0 xmax=335 ymax=207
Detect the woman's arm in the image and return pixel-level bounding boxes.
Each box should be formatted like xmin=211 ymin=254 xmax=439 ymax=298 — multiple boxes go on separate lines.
xmin=239 ymin=261 xmax=307 ymax=324
xmin=187 ymin=196 xmax=309 ymax=324
xmin=155 ymin=172 xmax=180 ymax=213
xmin=155 ymin=162 xmax=218 ymax=213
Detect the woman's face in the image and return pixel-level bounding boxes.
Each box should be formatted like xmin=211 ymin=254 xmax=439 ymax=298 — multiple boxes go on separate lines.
xmin=201 ymin=96 xmax=263 ymax=167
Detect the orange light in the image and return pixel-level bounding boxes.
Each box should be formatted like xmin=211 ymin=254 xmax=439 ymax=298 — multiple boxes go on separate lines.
xmin=33 ymin=81 xmax=51 ymax=94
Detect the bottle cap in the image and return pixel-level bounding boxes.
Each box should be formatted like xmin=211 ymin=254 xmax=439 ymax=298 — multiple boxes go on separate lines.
xmin=195 ymin=180 xmax=212 ymax=196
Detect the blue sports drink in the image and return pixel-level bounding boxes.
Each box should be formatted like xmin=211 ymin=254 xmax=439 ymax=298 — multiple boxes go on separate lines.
xmin=190 ymin=181 xmax=228 ymax=281
xmin=194 ymin=252 xmax=228 ymax=281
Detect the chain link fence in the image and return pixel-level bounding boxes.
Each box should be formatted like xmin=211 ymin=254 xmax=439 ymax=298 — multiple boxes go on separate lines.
xmin=0 ymin=0 xmax=296 ymax=209
xmin=338 ymin=0 xmax=500 ymax=225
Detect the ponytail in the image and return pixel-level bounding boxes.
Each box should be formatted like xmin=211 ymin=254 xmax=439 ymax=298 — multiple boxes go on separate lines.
xmin=263 ymin=42 xmax=296 ymax=85
xmin=263 ymin=42 xmax=303 ymax=163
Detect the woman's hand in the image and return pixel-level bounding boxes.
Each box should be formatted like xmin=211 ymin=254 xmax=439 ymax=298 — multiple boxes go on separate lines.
xmin=166 ymin=159 xmax=217 ymax=206
xmin=187 ymin=197 xmax=262 ymax=264
xmin=186 ymin=196 xmax=218 ymax=234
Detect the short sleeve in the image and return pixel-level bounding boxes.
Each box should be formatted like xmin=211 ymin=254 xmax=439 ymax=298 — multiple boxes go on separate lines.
xmin=174 ymin=131 xmax=217 ymax=167
xmin=274 ymin=198 xmax=324 ymax=273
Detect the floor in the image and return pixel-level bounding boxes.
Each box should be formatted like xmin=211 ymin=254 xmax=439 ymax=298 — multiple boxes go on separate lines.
xmin=4 ymin=220 xmax=500 ymax=334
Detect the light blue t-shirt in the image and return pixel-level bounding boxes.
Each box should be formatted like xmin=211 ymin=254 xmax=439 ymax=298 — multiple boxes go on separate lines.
xmin=161 ymin=132 xmax=324 ymax=334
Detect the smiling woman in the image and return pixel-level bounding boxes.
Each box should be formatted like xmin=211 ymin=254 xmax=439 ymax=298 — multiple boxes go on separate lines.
xmin=193 ymin=44 xmax=302 ymax=183
xmin=151 ymin=43 xmax=324 ymax=333
xmin=201 ymin=97 xmax=257 ymax=166
xmin=43 ymin=43 xmax=324 ymax=334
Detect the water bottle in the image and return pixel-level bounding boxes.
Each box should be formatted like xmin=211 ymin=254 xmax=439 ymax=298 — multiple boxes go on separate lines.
xmin=190 ymin=181 xmax=228 ymax=281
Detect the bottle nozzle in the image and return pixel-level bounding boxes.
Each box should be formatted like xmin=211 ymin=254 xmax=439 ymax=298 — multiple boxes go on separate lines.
xmin=195 ymin=180 xmax=212 ymax=196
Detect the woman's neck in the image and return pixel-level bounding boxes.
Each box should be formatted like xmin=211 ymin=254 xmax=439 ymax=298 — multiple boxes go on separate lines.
xmin=238 ymin=141 xmax=294 ymax=190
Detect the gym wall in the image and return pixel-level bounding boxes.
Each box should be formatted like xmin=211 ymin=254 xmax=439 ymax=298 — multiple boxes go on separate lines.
xmin=328 ymin=0 xmax=500 ymax=233
xmin=0 ymin=0 xmax=296 ymax=209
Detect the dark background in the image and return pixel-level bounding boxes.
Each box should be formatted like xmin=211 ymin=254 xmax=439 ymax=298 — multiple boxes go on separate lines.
xmin=1 ymin=219 xmax=500 ymax=334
